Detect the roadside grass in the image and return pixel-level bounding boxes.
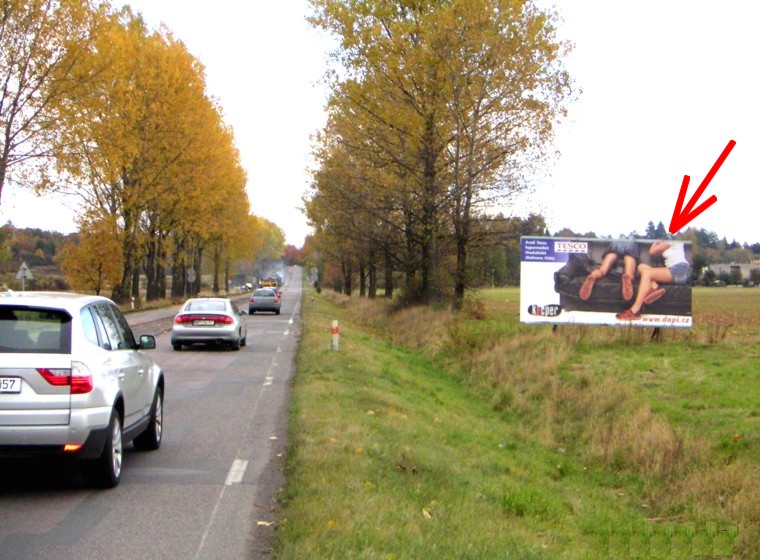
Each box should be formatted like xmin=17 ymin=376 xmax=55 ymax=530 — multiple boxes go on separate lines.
xmin=276 ymin=286 xmax=758 ymax=558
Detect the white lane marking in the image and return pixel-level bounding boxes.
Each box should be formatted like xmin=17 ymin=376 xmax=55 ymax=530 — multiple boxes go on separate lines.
xmin=288 ymin=318 xmax=294 ymax=325
xmin=196 ymin=275 xmax=303 ymax=559
xmin=225 ymin=459 xmax=248 ymax=486
xmin=264 ymin=376 xmax=273 ymax=386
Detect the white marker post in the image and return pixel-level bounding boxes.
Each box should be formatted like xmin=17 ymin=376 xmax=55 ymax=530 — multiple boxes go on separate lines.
xmin=332 ymin=320 xmax=339 ymax=351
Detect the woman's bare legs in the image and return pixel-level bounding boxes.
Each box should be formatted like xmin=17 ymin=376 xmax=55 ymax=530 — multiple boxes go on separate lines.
xmin=621 ymin=264 xmax=673 ymax=316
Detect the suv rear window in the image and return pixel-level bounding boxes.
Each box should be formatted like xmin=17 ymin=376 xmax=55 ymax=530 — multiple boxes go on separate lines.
xmin=0 ymin=306 xmax=72 ymax=354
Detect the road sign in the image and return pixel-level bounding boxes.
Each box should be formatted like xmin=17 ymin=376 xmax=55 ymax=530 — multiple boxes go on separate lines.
xmin=16 ymin=261 xmax=33 ymax=291
xmin=16 ymin=261 xmax=33 ymax=280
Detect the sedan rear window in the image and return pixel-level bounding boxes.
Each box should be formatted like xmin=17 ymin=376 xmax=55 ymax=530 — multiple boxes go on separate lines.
xmin=0 ymin=306 xmax=72 ymax=354
xmin=253 ymin=290 xmax=274 ymax=297
xmin=186 ymin=300 xmax=227 ymax=312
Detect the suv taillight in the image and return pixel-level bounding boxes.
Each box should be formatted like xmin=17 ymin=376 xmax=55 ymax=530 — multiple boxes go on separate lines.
xmin=36 ymin=361 xmax=93 ymax=394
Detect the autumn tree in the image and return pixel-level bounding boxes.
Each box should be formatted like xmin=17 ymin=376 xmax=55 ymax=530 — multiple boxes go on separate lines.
xmin=0 ymin=0 xmax=103 ymax=203
xmin=251 ymin=218 xmax=285 ymax=277
xmin=436 ymin=0 xmax=572 ymax=307
xmin=0 ymin=223 xmax=13 ymax=266
xmin=283 ymin=244 xmax=304 ymax=266
xmin=305 ymin=133 xmax=404 ymax=297
xmin=57 ymin=217 xmax=122 ymax=295
xmin=54 ymin=8 xmax=246 ymax=303
xmin=201 ymin=141 xmax=250 ymax=294
xmin=308 ymin=0 xmax=572 ymax=306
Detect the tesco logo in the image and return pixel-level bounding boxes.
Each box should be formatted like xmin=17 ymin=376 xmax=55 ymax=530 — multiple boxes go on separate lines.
xmin=555 ymin=241 xmax=588 ymax=253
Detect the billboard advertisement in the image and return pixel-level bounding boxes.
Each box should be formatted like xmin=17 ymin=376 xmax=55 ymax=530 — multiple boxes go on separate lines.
xmin=520 ymin=237 xmax=693 ymax=328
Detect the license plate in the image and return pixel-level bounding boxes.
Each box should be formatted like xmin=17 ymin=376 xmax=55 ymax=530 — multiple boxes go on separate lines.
xmin=193 ymin=320 xmax=215 ymax=326
xmin=0 ymin=377 xmax=21 ymax=393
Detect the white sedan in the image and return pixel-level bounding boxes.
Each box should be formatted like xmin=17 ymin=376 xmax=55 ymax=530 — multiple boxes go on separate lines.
xmin=171 ymin=297 xmax=247 ymax=351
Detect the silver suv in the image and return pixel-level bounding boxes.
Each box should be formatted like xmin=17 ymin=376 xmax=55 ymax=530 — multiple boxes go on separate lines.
xmin=0 ymin=291 xmax=164 ymax=488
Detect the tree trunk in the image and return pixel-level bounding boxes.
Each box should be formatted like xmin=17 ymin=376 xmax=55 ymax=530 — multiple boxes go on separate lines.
xmin=368 ymin=249 xmax=377 ymax=299
xmin=212 ymin=244 xmax=221 ymax=294
xmin=384 ymin=245 xmax=394 ymax=299
xmin=156 ymin=235 xmax=167 ymax=300
xmin=453 ymin=237 xmax=467 ymax=310
xmin=359 ymin=261 xmax=366 ymax=297
xmin=419 ymin=114 xmax=441 ymax=305
xmin=224 ymin=257 xmax=230 ymax=293
xmin=342 ymin=258 xmax=353 ymax=296
xmin=193 ymin=245 xmax=203 ymax=296
xmin=145 ymin=236 xmax=160 ymax=301
xmin=131 ymin=266 xmax=141 ymax=306
xmin=171 ymin=240 xmax=186 ymax=298
xmin=112 ymin=211 xmax=135 ymax=304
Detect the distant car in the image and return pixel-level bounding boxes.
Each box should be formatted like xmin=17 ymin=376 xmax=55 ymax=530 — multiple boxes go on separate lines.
xmin=260 ymin=277 xmax=279 ymax=288
xmin=171 ymin=297 xmax=247 ymax=351
xmin=0 ymin=291 xmax=164 ymax=488
xmin=248 ymin=288 xmax=281 ymax=315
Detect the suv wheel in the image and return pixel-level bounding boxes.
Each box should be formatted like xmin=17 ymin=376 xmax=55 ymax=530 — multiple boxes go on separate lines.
xmin=84 ymin=409 xmax=123 ymax=488
xmin=134 ymin=387 xmax=163 ymax=451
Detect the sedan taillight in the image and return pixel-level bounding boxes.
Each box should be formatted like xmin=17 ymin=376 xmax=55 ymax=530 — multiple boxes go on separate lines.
xmin=174 ymin=314 xmax=233 ymax=324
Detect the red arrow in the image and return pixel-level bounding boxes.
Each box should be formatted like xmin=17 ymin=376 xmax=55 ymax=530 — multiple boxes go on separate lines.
xmin=668 ymin=140 xmax=736 ymax=234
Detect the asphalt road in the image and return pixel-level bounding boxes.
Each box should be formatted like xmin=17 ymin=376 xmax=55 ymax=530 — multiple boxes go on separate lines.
xmin=0 ymin=266 xmax=303 ymax=560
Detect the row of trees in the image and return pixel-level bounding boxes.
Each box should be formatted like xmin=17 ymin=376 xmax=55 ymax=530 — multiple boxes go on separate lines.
xmin=0 ymin=221 xmax=285 ymax=296
xmin=303 ymin=0 xmax=573 ymax=308
xmin=302 ymin=208 xmax=760 ymax=295
xmin=1 ymin=1 xmax=278 ymax=302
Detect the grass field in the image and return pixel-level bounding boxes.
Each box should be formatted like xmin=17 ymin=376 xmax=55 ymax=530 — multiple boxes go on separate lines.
xmin=274 ymin=286 xmax=759 ymax=559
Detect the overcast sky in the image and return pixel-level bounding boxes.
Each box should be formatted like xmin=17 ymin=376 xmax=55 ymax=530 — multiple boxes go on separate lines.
xmin=1 ymin=1 xmax=757 ymax=247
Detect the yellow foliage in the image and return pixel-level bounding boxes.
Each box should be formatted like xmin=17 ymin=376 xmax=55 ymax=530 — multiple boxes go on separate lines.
xmin=58 ymin=218 xmax=123 ymax=295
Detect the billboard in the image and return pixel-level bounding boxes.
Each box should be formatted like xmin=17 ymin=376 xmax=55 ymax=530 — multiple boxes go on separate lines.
xmin=520 ymin=237 xmax=693 ymax=328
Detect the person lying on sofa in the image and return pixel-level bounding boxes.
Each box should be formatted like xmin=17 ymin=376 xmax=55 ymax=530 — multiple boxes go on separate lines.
xmin=579 ymin=238 xmax=639 ymax=302
xmin=615 ymin=241 xmax=692 ymax=320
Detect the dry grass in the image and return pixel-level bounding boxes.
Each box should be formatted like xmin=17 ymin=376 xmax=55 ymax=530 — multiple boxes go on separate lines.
xmin=317 ymin=285 xmax=759 ymax=556
xmin=664 ymin=461 xmax=760 ymax=558
xmin=692 ymin=286 xmax=760 ymax=343
xmin=589 ymin=405 xmax=699 ymax=477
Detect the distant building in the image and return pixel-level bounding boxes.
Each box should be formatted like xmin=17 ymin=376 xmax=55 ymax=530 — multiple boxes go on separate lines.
xmin=706 ymin=262 xmax=760 ymax=281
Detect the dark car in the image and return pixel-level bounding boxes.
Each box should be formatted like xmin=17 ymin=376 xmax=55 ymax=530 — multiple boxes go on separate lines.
xmin=248 ymin=288 xmax=281 ymax=315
